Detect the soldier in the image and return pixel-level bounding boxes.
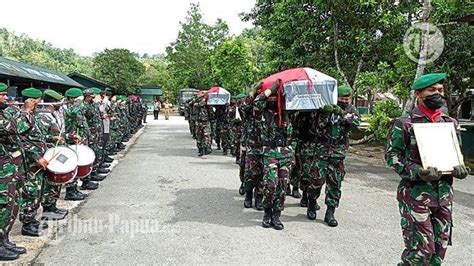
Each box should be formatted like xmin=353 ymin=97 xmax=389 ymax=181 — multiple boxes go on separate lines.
xmin=228 ymin=98 xmax=242 ymax=164
xmin=18 ymin=88 xmax=49 ymax=237
xmin=255 ymin=81 xmax=294 ymax=230
xmin=307 ymin=85 xmax=360 ymax=226
xmin=240 ymin=92 xmax=264 ymax=210
xmin=220 ymin=103 xmax=231 ymax=155
xmin=188 ymin=97 xmax=198 ymax=139
xmin=194 ymin=92 xmax=212 ymax=156
xmin=83 ymin=89 xmax=108 ymax=184
xmin=0 ymin=83 xmax=28 ymax=259
xmin=63 ymin=88 xmax=90 ymax=200
xmin=38 ymin=89 xmax=69 ymax=220
xmin=213 ymin=105 xmax=226 ymax=151
xmin=386 ymin=73 xmax=469 ymax=265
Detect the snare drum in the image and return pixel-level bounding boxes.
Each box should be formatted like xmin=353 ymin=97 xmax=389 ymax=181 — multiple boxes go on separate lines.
xmin=43 ymin=146 xmax=78 ymax=185
xmin=69 ymin=144 xmax=96 ymax=178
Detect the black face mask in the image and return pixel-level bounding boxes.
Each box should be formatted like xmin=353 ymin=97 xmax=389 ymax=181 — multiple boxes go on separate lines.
xmin=423 ymin=93 xmax=445 ymax=110
xmin=337 ymin=101 xmax=348 ymax=109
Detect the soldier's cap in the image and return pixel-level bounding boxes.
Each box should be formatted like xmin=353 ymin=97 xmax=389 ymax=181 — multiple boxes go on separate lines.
xmin=43 ymin=89 xmax=63 ymax=101
xmin=65 ymin=88 xmax=83 ymax=98
xmin=411 ymin=72 xmax=447 ymax=91
xmin=90 ymin=87 xmax=102 ymax=95
xmin=21 ymin=87 xmax=43 ymax=99
xmin=0 ymin=82 xmax=8 ymax=93
xmin=338 ymin=85 xmax=352 ymax=97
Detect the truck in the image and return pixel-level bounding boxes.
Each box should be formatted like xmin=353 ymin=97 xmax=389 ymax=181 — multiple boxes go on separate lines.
xmin=178 ymin=88 xmax=198 ymax=116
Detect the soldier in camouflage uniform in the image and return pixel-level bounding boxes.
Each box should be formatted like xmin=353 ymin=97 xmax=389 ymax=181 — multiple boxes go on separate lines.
xmin=0 ymin=83 xmax=28 ymax=259
xmin=240 ymin=93 xmax=264 ymax=210
xmin=188 ymin=97 xmax=198 ymax=139
xmin=228 ymin=98 xmax=242 ymax=164
xmin=82 ymin=89 xmax=105 ymax=186
xmin=220 ymin=104 xmax=231 ymax=155
xmin=63 ymin=88 xmax=89 ymax=201
xmin=194 ymin=92 xmax=212 ymax=156
xmin=214 ymin=105 xmax=226 ymax=151
xmin=255 ymin=82 xmax=294 ymax=230
xmin=386 ymin=73 xmax=469 ymax=265
xmin=18 ymin=88 xmax=49 ymax=237
xmin=305 ymin=85 xmax=360 ymax=226
xmin=38 ymin=89 xmax=69 ymax=220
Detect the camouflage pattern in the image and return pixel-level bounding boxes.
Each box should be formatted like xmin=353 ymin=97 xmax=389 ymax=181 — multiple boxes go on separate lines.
xmin=19 ymin=108 xmax=48 ymax=224
xmin=299 ymin=105 xmax=360 ymax=207
xmin=83 ymin=101 xmax=103 ymax=169
xmin=220 ymin=105 xmax=231 ymax=153
xmin=228 ymin=103 xmax=242 ymax=158
xmin=36 ymin=108 xmax=65 ymax=210
xmin=239 ymin=95 xmax=264 ymax=193
xmin=254 ymin=92 xmax=294 ymax=211
xmin=0 ymin=105 xmax=29 ymax=237
xmin=194 ymin=97 xmax=211 ymax=151
xmin=386 ymin=106 xmax=458 ymax=265
xmin=64 ymin=100 xmax=90 ymax=190
xmin=188 ymin=98 xmax=198 ymax=139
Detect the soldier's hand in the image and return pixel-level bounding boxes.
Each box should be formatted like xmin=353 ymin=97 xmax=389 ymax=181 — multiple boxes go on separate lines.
xmin=23 ymin=98 xmax=36 ymax=112
xmin=264 ymin=89 xmax=272 ymax=97
xmin=37 ymin=158 xmax=48 ymax=170
xmin=418 ymin=166 xmax=441 ymax=182
xmin=453 ymin=165 xmax=469 ymax=180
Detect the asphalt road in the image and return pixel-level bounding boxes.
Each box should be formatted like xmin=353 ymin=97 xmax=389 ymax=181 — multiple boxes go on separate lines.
xmin=35 ymin=115 xmax=474 ymax=264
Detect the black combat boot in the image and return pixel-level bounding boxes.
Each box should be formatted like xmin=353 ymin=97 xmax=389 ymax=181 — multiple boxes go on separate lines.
xmin=198 ymin=148 xmax=203 ymax=157
xmin=42 ymin=205 xmax=68 ymax=220
xmin=292 ymin=186 xmax=301 ymax=198
xmin=81 ymin=179 xmax=99 ymax=190
xmin=285 ymin=184 xmax=291 ymax=196
xmin=21 ymin=221 xmax=42 ymax=237
xmin=238 ymin=183 xmax=245 ymax=195
xmin=262 ymin=208 xmax=272 ymax=228
xmin=97 ymin=168 xmax=110 ymax=174
xmin=100 ymin=163 xmax=111 ymax=168
xmin=2 ymin=234 xmax=26 ymax=255
xmin=324 ymin=206 xmax=338 ymax=227
xmin=244 ymin=190 xmax=253 ymax=208
xmin=300 ymin=190 xmax=308 ymax=207
xmin=307 ymin=199 xmax=317 ymax=220
xmin=222 ymin=148 xmax=228 ymax=155
xmin=216 ymin=143 xmax=221 ymax=150
xmin=104 ymin=156 xmax=114 ymax=163
xmin=90 ymin=173 xmax=106 ymax=182
xmin=65 ymin=186 xmax=85 ymax=201
xmin=271 ymin=210 xmax=284 ymax=230
xmin=0 ymin=236 xmax=19 ymax=260
xmin=254 ymin=193 xmax=263 ymax=211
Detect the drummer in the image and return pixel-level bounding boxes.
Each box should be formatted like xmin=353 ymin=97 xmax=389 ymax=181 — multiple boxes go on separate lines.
xmin=18 ymin=88 xmax=49 ymax=237
xmin=38 ymin=89 xmax=69 ymax=220
xmin=63 ymin=88 xmax=91 ymax=200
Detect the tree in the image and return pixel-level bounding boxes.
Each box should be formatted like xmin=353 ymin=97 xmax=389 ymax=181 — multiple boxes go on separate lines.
xmin=93 ymin=48 xmax=145 ymax=94
xmin=211 ymin=37 xmax=256 ymax=94
xmin=165 ymin=3 xmax=229 ymax=99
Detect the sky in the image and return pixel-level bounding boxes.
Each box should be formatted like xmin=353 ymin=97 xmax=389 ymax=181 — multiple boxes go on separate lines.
xmin=0 ymin=0 xmax=256 ymax=56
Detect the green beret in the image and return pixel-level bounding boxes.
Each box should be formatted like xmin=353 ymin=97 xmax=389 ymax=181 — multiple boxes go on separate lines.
xmin=90 ymin=87 xmax=102 ymax=95
xmin=0 ymin=83 xmax=8 ymax=93
xmin=338 ymin=85 xmax=352 ymax=97
xmin=411 ymin=72 xmax=447 ymax=91
xmin=21 ymin=87 xmax=42 ymax=99
xmin=43 ymin=89 xmax=63 ymax=101
xmin=65 ymin=88 xmax=83 ymax=98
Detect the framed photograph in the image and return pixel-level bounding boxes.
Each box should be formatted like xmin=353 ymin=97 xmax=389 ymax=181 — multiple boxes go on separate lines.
xmin=413 ymin=122 xmax=464 ymax=172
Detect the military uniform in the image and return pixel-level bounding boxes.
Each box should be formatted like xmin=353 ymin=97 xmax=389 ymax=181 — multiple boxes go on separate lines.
xmin=254 ymin=85 xmax=294 ymax=230
xmin=195 ymin=96 xmax=212 ymax=156
xmin=308 ymin=86 xmax=360 ymax=225
xmin=386 ymin=73 xmax=468 ymax=265
xmin=0 ymin=83 xmax=28 ymax=259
